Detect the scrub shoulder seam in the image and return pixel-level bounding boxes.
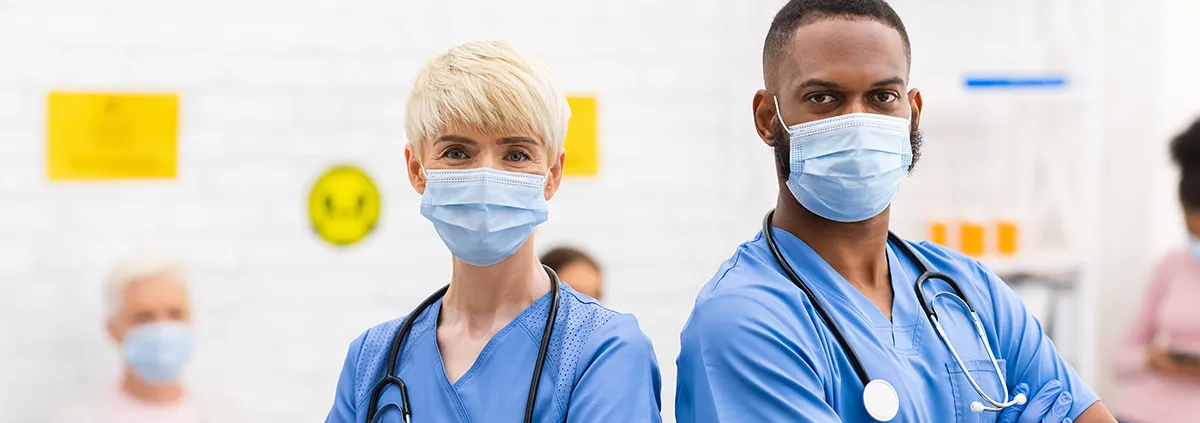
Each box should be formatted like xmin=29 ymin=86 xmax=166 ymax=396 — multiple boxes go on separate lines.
xmin=708 ymin=249 xmax=747 ymax=291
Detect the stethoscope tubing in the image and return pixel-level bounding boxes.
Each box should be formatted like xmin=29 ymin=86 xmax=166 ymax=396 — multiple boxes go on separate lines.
xmin=762 ymin=210 xmax=872 ymax=386
xmin=366 ymin=266 xmax=561 ymax=423
xmin=761 ymin=209 xmax=1018 ymax=413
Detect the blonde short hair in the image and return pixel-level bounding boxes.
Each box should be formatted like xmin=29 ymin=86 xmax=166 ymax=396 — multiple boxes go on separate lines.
xmin=104 ymin=254 xmax=187 ymax=318
xmin=405 ymin=40 xmax=571 ymax=160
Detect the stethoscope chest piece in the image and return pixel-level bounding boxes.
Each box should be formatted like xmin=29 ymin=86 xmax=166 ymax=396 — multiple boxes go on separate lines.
xmin=863 ymin=379 xmax=899 ymax=422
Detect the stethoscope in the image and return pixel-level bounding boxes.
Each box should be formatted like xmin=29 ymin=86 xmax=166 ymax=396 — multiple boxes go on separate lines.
xmin=365 ymin=265 xmax=561 ymax=423
xmin=761 ymin=210 xmax=1026 ymax=421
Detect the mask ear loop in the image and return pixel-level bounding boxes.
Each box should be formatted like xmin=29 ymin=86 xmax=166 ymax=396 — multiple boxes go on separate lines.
xmin=541 ymin=167 xmax=555 ymax=200
xmin=772 ymin=95 xmax=793 ymax=135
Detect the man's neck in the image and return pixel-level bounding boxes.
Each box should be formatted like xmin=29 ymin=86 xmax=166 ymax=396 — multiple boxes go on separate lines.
xmin=121 ymin=369 xmax=184 ymax=404
xmin=773 ymin=194 xmax=894 ymax=317
xmin=441 ymin=240 xmax=551 ymax=336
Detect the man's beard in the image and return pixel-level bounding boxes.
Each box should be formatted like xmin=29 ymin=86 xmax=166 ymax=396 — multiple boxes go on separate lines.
xmin=772 ymin=120 xmax=923 ymax=179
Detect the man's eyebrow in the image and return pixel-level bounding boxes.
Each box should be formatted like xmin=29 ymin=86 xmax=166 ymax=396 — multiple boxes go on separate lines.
xmin=872 ymin=77 xmax=906 ymax=87
xmin=799 ymin=79 xmax=840 ymax=89
xmin=796 ymin=78 xmax=906 ymax=89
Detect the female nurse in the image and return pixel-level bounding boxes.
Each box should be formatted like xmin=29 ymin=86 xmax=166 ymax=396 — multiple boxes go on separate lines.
xmin=323 ymin=40 xmax=662 ymax=423
xmin=1112 ymin=117 xmax=1200 ymax=423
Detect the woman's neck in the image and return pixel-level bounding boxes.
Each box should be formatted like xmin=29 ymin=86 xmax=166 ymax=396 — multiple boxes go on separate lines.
xmin=441 ymin=241 xmax=551 ymax=335
xmin=121 ymin=368 xmax=184 ymax=404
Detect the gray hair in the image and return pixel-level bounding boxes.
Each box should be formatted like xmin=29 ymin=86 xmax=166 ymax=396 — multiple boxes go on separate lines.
xmin=103 ymin=254 xmax=187 ymax=318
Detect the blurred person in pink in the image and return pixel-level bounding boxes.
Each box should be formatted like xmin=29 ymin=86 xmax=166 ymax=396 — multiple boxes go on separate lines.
xmin=1113 ymin=118 xmax=1200 ymax=423
xmin=51 ymin=254 xmax=240 ymax=423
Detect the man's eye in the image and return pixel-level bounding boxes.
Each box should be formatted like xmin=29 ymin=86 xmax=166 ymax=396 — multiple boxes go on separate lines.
xmin=808 ymin=94 xmax=835 ymax=104
xmin=873 ymin=92 xmax=899 ymax=103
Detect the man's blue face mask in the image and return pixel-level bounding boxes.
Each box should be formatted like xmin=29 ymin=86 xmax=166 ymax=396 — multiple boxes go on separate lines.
xmin=774 ymin=96 xmax=913 ymax=223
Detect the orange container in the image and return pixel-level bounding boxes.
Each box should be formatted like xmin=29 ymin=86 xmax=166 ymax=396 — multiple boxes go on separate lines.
xmin=929 ymin=221 xmax=949 ymax=246
xmin=997 ymin=220 xmax=1019 ymax=256
xmin=959 ymin=222 xmax=986 ymax=257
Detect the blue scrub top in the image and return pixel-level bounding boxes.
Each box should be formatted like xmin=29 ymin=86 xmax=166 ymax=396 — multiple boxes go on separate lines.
xmin=675 ymin=228 xmax=1099 ymax=422
xmin=325 ymin=284 xmax=663 ymax=423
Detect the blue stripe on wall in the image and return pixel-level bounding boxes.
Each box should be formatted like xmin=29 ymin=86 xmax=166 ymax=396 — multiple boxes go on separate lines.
xmin=964 ymin=76 xmax=1068 ymax=89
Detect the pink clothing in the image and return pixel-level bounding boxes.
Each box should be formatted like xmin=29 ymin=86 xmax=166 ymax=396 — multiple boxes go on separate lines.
xmin=52 ymin=388 xmax=239 ymax=423
xmin=1114 ymin=250 xmax=1200 ymax=423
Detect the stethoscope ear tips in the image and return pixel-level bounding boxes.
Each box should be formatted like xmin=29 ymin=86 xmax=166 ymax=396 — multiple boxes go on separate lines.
xmin=1014 ymin=393 xmax=1027 ymax=405
xmin=970 ymin=401 xmax=986 ymax=413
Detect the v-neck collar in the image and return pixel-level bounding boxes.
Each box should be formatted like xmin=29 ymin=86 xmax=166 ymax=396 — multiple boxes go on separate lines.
xmin=766 ymin=228 xmax=920 ymax=328
xmin=427 ymin=289 xmax=555 ymax=390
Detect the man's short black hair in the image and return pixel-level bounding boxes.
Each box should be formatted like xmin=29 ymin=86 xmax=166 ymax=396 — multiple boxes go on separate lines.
xmin=1171 ymin=117 xmax=1200 ymax=209
xmin=763 ymin=0 xmax=912 ymax=90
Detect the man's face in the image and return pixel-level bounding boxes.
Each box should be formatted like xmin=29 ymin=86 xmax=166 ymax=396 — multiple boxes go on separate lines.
xmin=107 ymin=275 xmax=192 ymax=344
xmin=754 ymin=18 xmax=923 ymax=176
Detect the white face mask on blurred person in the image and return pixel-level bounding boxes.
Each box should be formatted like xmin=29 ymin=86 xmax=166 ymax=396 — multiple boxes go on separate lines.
xmin=122 ymin=322 xmax=195 ymax=385
xmin=1188 ymin=234 xmax=1200 ymax=262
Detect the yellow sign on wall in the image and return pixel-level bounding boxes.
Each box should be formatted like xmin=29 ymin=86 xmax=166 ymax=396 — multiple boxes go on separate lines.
xmin=563 ymin=96 xmax=599 ymax=177
xmin=46 ymin=92 xmax=179 ymax=181
xmin=308 ymin=165 xmax=382 ymax=247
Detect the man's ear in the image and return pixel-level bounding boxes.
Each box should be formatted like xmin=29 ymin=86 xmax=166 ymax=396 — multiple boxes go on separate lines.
xmin=753 ymin=90 xmax=783 ymax=147
xmin=405 ymin=144 xmax=427 ymax=195
xmin=908 ymin=88 xmax=923 ymax=128
xmin=544 ymin=149 xmax=565 ymax=200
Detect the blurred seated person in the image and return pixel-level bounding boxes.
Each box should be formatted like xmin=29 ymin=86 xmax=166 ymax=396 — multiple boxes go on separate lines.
xmin=52 ymin=255 xmax=239 ymax=423
xmin=541 ymin=246 xmax=604 ymax=301
xmin=1113 ymin=118 xmax=1200 ymax=423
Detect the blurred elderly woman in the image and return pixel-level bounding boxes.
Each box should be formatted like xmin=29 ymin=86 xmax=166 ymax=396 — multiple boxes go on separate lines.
xmin=323 ymin=41 xmax=662 ymax=423
xmin=52 ymin=255 xmax=239 ymax=423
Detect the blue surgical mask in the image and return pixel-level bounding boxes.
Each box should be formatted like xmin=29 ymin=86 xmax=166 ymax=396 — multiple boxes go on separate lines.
xmin=1188 ymin=234 xmax=1200 ymax=262
xmin=122 ymin=322 xmax=194 ymax=385
xmin=774 ymin=98 xmax=913 ymax=223
xmin=420 ymin=167 xmax=549 ymax=267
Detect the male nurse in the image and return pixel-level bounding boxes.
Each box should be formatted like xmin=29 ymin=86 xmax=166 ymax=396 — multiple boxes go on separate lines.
xmin=675 ymin=1 xmax=1117 ymax=422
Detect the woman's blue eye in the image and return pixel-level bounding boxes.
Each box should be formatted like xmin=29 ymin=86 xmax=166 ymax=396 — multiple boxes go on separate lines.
xmin=444 ymin=149 xmax=467 ymax=160
xmin=507 ymin=151 xmax=530 ymax=161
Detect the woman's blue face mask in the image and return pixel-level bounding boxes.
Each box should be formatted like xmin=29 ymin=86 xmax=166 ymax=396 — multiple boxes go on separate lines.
xmin=420 ymin=167 xmax=550 ymax=267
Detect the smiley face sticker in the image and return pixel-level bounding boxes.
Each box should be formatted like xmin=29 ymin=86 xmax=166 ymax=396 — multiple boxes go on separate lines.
xmin=308 ymin=165 xmax=381 ymax=247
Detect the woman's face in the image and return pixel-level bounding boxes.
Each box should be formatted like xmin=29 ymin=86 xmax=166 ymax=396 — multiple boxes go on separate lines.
xmin=406 ymin=126 xmax=565 ymax=200
xmin=1186 ymin=208 xmax=1200 ymax=237
xmin=558 ymin=260 xmax=603 ymax=300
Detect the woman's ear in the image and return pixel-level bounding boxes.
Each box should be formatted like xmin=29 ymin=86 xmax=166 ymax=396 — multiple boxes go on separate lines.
xmin=544 ymin=149 xmax=565 ymax=200
xmin=106 ymin=317 xmax=122 ymax=344
xmin=405 ymin=144 xmax=427 ymax=195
